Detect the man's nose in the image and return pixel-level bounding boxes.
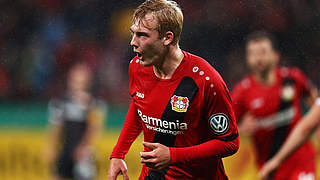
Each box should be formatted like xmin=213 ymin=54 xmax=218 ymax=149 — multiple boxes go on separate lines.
xmin=252 ymin=53 xmax=263 ymax=61
xmin=130 ymin=34 xmax=138 ymax=47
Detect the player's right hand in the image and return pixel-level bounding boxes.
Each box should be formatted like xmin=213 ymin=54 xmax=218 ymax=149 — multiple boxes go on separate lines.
xmin=108 ymin=158 xmax=129 ymax=180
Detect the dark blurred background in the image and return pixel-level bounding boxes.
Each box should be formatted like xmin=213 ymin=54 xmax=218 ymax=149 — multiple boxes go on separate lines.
xmin=1 ymin=0 xmax=319 ymax=103
xmin=0 ymin=1 xmax=319 ymax=179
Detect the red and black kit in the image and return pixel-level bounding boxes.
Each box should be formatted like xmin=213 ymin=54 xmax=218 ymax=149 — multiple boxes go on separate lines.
xmin=232 ymin=67 xmax=316 ymax=180
xmin=111 ymin=51 xmax=239 ymax=180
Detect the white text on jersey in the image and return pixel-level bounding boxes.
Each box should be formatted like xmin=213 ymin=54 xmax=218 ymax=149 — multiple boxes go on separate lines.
xmin=137 ymin=109 xmax=187 ymax=135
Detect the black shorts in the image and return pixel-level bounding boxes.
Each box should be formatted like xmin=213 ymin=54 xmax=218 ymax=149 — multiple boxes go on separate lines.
xmin=56 ymin=152 xmax=75 ymax=178
xmin=55 ymin=151 xmax=97 ymax=180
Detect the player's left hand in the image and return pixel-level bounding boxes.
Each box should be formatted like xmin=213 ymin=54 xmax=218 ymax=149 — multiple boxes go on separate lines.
xmin=140 ymin=142 xmax=171 ymax=171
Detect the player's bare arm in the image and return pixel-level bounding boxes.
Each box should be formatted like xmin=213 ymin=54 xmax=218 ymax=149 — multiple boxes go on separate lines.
xmin=44 ymin=121 xmax=63 ymax=165
xmin=306 ymin=87 xmax=318 ymax=106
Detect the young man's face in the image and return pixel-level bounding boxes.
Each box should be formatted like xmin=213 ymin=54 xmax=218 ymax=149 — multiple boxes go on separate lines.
xmin=246 ymin=39 xmax=279 ymax=74
xmin=130 ymin=13 xmax=168 ymax=67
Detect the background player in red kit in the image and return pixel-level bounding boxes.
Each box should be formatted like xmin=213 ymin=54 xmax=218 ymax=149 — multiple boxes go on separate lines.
xmin=108 ymin=0 xmax=239 ymax=179
xmin=259 ymin=97 xmax=320 ymax=180
xmin=231 ymin=31 xmax=318 ymax=180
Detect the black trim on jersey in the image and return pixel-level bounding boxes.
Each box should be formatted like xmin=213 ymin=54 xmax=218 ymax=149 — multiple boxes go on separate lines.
xmin=216 ymin=133 xmax=239 ymax=142
xmin=267 ymin=78 xmax=296 ymax=179
xmin=144 ymin=168 xmax=169 ymax=180
xmin=224 ymin=86 xmax=233 ymax=103
xmin=145 ymin=76 xmax=199 ymax=180
xmin=153 ymin=76 xmax=199 ymax=146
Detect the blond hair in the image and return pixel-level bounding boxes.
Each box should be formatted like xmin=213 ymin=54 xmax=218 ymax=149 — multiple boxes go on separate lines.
xmin=133 ymin=0 xmax=183 ymax=45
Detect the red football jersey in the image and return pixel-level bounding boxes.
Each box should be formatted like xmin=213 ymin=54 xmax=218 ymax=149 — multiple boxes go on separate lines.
xmin=232 ymin=67 xmax=316 ymax=179
xmin=111 ymin=51 xmax=239 ymax=180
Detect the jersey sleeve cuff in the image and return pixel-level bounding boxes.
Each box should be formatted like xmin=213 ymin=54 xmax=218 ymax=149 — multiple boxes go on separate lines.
xmin=169 ymin=147 xmax=186 ymax=164
xmin=109 ymin=153 xmax=125 ymax=160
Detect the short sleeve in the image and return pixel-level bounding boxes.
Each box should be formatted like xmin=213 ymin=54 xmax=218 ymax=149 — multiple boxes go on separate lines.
xmin=48 ymin=99 xmax=63 ymax=125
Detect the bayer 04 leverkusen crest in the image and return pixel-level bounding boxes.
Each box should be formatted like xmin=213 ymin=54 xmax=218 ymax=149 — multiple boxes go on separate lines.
xmin=171 ymin=95 xmax=189 ymax=112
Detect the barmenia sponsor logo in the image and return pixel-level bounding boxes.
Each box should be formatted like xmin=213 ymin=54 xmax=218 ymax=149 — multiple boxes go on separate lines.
xmin=137 ymin=109 xmax=187 ymax=135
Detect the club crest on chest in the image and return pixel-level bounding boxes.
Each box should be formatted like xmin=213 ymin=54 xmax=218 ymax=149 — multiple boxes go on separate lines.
xmin=281 ymin=85 xmax=295 ymax=102
xmin=171 ymin=95 xmax=189 ymax=113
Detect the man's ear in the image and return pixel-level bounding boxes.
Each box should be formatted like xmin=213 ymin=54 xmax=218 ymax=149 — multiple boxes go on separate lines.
xmin=163 ymin=31 xmax=174 ymax=46
xmin=274 ymin=51 xmax=280 ymax=64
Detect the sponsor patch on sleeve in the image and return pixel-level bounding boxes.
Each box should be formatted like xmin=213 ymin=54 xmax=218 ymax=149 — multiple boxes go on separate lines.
xmin=209 ymin=113 xmax=229 ymax=135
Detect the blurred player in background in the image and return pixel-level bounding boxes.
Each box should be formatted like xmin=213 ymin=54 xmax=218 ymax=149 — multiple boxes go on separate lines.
xmin=46 ymin=62 xmax=106 ymax=180
xmin=260 ymin=97 xmax=320 ymax=179
xmin=231 ymin=31 xmax=318 ymax=180
xmin=108 ymin=0 xmax=239 ymax=179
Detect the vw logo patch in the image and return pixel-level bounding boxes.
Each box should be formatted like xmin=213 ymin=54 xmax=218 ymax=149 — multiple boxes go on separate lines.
xmin=209 ymin=113 xmax=229 ymax=135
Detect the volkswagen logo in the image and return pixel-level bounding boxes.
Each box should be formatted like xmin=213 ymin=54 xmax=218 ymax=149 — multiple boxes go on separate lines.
xmin=209 ymin=113 xmax=229 ymax=135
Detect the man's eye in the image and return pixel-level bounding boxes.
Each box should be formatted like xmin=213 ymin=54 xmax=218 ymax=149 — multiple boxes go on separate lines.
xmin=137 ymin=32 xmax=148 ymax=37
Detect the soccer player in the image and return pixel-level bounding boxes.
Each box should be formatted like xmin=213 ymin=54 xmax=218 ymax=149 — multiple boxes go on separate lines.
xmin=259 ymin=97 xmax=320 ymax=180
xmin=108 ymin=0 xmax=239 ymax=179
xmin=231 ymin=31 xmax=318 ymax=180
xmin=46 ymin=63 xmax=105 ymax=180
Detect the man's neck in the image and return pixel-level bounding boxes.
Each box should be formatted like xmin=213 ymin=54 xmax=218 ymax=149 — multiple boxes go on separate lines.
xmin=68 ymin=89 xmax=90 ymax=104
xmin=153 ymin=46 xmax=184 ymax=79
xmin=254 ymin=68 xmax=276 ymax=86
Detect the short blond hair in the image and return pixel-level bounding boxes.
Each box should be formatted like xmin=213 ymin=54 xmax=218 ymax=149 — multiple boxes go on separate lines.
xmin=133 ymin=0 xmax=183 ymax=45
